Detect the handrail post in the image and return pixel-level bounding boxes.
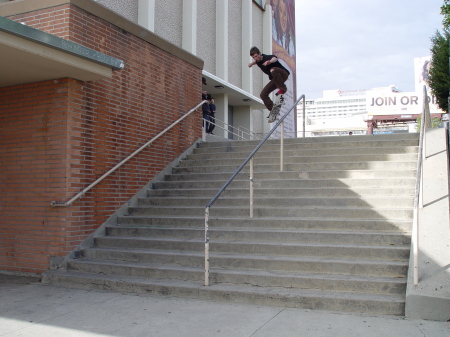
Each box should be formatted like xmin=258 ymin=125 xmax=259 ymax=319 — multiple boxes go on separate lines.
xmin=420 ymin=151 xmax=424 ymax=208
xmin=413 ymin=207 xmax=419 ymax=285
xmin=205 ymin=206 xmax=210 ymax=286
xmin=250 ymin=158 xmax=254 ymax=218
xmin=302 ymin=97 xmax=306 ymax=138
xmin=202 ymin=121 xmax=206 ymax=141
xmin=280 ymin=120 xmax=284 ymax=172
xmin=203 ymin=95 xmax=305 ymax=286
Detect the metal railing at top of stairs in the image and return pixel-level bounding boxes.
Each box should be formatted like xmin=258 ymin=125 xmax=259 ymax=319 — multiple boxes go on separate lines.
xmin=201 ymin=115 xmax=253 ymax=141
xmin=201 ymin=114 xmax=260 ymax=141
xmin=203 ymin=95 xmax=306 ymax=286
xmin=237 ymin=125 xmax=258 ymax=140
xmin=50 ymin=100 xmax=207 ymax=207
xmin=412 ymin=85 xmax=431 ymax=285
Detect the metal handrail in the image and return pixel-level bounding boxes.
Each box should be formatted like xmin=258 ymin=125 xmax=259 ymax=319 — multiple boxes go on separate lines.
xmin=212 ymin=116 xmax=256 ymax=139
xmin=201 ymin=117 xmax=245 ymax=141
xmin=201 ymin=116 xmax=254 ymax=141
xmin=412 ymin=85 xmax=431 ymax=285
xmin=237 ymin=125 xmax=258 ymax=140
xmin=203 ymin=95 xmax=306 ymax=286
xmin=50 ymin=100 xmax=207 ymax=207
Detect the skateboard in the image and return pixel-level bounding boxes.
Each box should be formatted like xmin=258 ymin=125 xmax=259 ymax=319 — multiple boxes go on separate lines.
xmin=268 ymin=94 xmax=285 ymax=123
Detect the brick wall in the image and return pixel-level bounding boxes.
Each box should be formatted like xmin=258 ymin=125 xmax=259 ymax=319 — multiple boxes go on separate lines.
xmin=0 ymin=4 xmax=202 ymax=274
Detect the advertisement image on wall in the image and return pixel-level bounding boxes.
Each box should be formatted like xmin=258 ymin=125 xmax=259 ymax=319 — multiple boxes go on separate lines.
xmin=270 ymin=0 xmax=296 ymax=138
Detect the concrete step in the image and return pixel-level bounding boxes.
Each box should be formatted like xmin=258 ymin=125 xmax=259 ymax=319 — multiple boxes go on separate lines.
xmin=189 ymin=145 xmax=418 ymax=159
xmin=106 ymin=226 xmax=411 ymax=246
xmin=136 ymin=196 xmax=414 ymax=208
xmin=126 ymin=205 xmax=413 ymax=220
xmin=147 ymin=186 xmax=415 ymax=198
xmin=93 ymin=237 xmax=410 ymax=260
xmin=42 ymin=270 xmax=406 ymax=315
xmin=195 ymin=134 xmax=418 ymax=151
xmin=165 ymin=169 xmax=416 ymax=182
xmin=178 ymin=153 xmax=417 ymax=167
xmin=172 ymin=160 xmax=417 ymax=174
xmin=65 ymin=259 xmax=406 ymax=295
xmin=153 ymin=177 xmax=415 ymax=190
xmin=81 ymin=247 xmax=408 ymax=277
xmin=116 ymin=216 xmax=412 ymax=233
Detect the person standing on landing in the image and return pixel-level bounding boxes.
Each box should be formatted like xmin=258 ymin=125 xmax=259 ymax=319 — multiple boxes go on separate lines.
xmin=207 ymin=98 xmax=216 ymax=134
xmin=248 ymin=46 xmax=290 ymax=116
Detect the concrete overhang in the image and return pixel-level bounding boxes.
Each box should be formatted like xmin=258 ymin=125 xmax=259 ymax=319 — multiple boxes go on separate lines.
xmin=0 ymin=16 xmax=124 ymax=88
xmin=202 ymin=71 xmax=265 ymax=109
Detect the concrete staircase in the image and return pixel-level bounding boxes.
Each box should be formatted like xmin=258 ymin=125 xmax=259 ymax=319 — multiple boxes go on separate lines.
xmin=43 ymin=133 xmax=419 ymax=315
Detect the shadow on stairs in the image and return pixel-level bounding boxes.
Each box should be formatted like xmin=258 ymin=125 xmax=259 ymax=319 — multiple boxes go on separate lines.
xmin=43 ymin=133 xmax=419 ymax=316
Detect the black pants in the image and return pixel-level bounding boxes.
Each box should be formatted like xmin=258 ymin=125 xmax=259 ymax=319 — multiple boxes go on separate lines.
xmin=207 ymin=115 xmax=215 ymax=133
xmin=203 ymin=114 xmax=210 ymax=130
xmin=260 ymin=68 xmax=289 ymax=111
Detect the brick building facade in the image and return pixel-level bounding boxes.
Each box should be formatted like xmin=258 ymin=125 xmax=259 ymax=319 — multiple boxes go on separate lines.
xmin=0 ymin=1 xmax=203 ymax=274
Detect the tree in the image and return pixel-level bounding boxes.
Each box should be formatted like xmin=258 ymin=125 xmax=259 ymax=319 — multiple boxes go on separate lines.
xmin=441 ymin=0 xmax=450 ymax=31
xmin=415 ymin=116 xmax=443 ymax=132
xmin=428 ymin=29 xmax=449 ymax=112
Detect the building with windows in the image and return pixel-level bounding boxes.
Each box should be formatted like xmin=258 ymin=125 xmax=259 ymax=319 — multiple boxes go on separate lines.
xmin=297 ymin=57 xmax=445 ymax=136
xmin=299 ymin=86 xmax=399 ymax=136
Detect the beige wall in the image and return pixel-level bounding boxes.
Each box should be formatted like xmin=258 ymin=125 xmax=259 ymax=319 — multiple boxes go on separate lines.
xmin=83 ymin=0 xmax=268 ymax=135
xmin=228 ymin=0 xmax=242 ymax=89
xmin=95 ymin=0 xmax=138 ymax=22
xmin=154 ymin=0 xmax=183 ymax=47
xmin=90 ymin=0 xmax=267 ymax=98
xmin=196 ymin=0 xmax=216 ymax=74
xmin=251 ymin=4 xmax=264 ymax=98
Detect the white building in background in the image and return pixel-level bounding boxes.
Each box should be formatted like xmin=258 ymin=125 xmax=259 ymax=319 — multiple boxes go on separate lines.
xmin=298 ymin=57 xmax=445 ymax=137
xmin=300 ymin=88 xmax=370 ymax=136
xmin=298 ymin=85 xmax=402 ymax=136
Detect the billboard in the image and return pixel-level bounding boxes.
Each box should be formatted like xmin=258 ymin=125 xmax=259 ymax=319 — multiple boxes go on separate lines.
xmin=366 ymin=91 xmax=441 ymax=116
xmin=414 ymin=56 xmax=431 ymax=93
xmin=270 ymin=0 xmax=296 ymax=138
xmin=367 ymin=57 xmax=442 ymax=116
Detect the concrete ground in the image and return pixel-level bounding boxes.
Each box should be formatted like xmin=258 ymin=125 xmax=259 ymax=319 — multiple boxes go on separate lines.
xmin=0 ymin=274 xmax=449 ymax=337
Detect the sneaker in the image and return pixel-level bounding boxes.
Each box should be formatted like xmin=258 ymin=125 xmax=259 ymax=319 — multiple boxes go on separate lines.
xmin=276 ymin=89 xmax=285 ymax=96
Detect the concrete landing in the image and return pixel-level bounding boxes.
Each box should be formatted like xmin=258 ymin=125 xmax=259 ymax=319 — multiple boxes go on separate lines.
xmin=1 ymin=274 xmax=449 ymax=337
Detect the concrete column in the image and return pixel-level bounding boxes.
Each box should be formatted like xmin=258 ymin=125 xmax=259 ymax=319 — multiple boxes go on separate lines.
xmin=262 ymin=4 xmax=273 ymax=135
xmin=138 ymin=0 xmax=155 ymax=32
xmin=212 ymin=93 xmax=229 ymax=138
xmin=241 ymin=0 xmax=252 ymax=93
xmin=216 ymin=0 xmax=228 ymax=80
xmin=233 ymin=106 xmax=253 ymax=139
xmin=367 ymin=120 xmax=374 ymax=134
xmin=183 ymin=0 xmax=197 ymax=54
xmin=262 ymin=4 xmax=272 ymax=60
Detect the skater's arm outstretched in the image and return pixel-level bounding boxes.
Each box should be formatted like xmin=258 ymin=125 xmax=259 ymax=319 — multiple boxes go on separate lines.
xmin=249 ymin=56 xmax=278 ymax=68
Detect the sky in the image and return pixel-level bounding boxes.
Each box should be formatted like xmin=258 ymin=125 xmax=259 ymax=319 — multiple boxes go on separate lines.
xmin=295 ymin=0 xmax=444 ymax=99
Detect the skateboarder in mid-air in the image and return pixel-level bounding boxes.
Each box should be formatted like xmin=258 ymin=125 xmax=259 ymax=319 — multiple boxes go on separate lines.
xmin=248 ymin=46 xmax=290 ymax=123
